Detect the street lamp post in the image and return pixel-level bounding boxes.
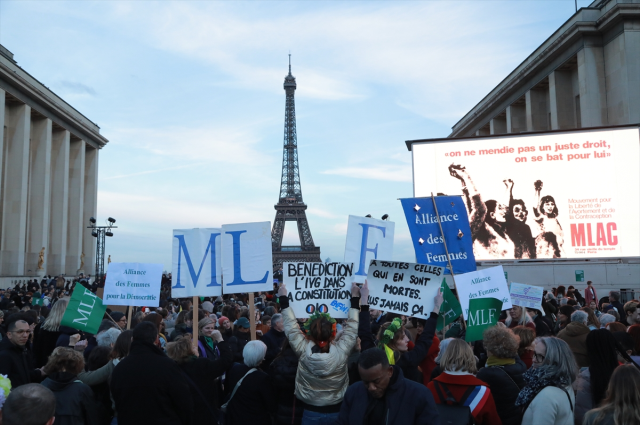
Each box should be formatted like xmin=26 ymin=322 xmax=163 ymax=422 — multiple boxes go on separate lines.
xmin=88 ymin=217 xmax=117 ymax=282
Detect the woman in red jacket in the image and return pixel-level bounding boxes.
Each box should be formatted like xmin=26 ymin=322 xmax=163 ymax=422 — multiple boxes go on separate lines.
xmin=427 ymin=339 xmax=502 ymax=425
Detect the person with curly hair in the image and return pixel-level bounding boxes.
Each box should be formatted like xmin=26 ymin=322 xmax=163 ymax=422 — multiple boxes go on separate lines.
xmin=477 ymin=326 xmax=526 ymax=425
xmin=41 ymin=347 xmax=101 ymax=425
xmin=277 ymin=282 xmax=360 ymax=425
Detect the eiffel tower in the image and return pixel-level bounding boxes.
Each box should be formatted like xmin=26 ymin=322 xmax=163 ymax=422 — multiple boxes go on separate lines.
xmin=271 ymin=56 xmax=321 ymax=271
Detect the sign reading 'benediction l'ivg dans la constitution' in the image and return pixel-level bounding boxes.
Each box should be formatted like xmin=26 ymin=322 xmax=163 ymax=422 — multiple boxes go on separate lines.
xmin=104 ymin=262 xmax=163 ymax=307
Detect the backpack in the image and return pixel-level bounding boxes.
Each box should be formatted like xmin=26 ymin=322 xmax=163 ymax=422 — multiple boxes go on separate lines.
xmin=433 ymin=381 xmax=476 ymax=425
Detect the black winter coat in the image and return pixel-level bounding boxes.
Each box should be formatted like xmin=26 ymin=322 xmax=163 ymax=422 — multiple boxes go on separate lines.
xmin=197 ymin=336 xmax=219 ymax=359
xmin=41 ymin=371 xmax=101 ymax=425
xmin=228 ymin=330 xmax=251 ymax=363
xmin=33 ymin=325 xmax=62 ymax=367
xmin=0 ymin=337 xmax=41 ymax=387
xmin=533 ymin=315 xmax=554 ymax=337
xmin=261 ymin=328 xmax=286 ymax=370
xmin=223 ymin=363 xmax=277 ymax=425
xmin=55 ymin=326 xmax=81 ymax=348
xmin=338 ymin=366 xmax=440 ymax=425
xmin=268 ymin=347 xmax=303 ymax=425
xmin=476 ymin=358 xmax=527 ymax=425
xmin=111 ymin=341 xmax=194 ymax=425
xmin=359 ymin=307 xmax=438 ymax=383
xmin=178 ymin=340 xmax=234 ymax=423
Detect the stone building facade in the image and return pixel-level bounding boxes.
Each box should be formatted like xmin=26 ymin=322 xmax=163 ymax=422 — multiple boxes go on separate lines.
xmin=0 ymin=44 xmax=108 ymax=279
xmin=450 ymin=0 xmax=640 ymax=138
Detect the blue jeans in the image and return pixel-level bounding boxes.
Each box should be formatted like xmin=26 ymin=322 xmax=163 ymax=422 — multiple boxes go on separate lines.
xmin=302 ymin=410 xmax=339 ymax=425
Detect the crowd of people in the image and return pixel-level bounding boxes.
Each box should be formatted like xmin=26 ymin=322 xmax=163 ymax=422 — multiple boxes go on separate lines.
xmin=0 ymin=275 xmax=639 ymax=425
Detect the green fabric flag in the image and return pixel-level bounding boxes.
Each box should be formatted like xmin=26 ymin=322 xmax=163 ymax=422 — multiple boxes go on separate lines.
xmin=60 ymin=288 xmax=107 ymax=334
xmin=465 ymin=297 xmax=503 ymax=342
xmin=32 ymin=298 xmax=44 ymax=306
xmin=437 ymin=278 xmax=463 ymax=331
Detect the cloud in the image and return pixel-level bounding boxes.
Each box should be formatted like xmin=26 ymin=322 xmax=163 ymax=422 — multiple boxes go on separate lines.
xmin=307 ymin=207 xmax=340 ymax=219
xmin=58 ymin=80 xmax=97 ymax=96
xmin=322 ymin=164 xmax=411 ymax=182
xmin=102 ymin=162 xmax=207 ymax=181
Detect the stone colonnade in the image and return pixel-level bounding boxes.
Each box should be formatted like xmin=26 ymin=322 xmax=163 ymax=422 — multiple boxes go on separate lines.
xmin=0 ymin=88 xmax=98 ymax=277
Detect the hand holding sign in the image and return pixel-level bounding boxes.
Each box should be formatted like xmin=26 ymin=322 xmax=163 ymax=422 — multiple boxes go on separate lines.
xmin=351 ymin=282 xmax=361 ymax=298
xmin=433 ymin=288 xmax=444 ymax=314
xmin=361 ymin=281 xmax=370 ymax=306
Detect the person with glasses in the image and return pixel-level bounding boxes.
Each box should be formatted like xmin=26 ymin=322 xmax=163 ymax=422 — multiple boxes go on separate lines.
xmin=0 ymin=315 xmax=45 ymax=387
xmin=516 ymin=337 xmax=577 ymax=425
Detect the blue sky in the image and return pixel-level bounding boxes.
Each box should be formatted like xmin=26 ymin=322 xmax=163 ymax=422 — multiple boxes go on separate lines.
xmin=0 ymin=1 xmax=594 ymax=270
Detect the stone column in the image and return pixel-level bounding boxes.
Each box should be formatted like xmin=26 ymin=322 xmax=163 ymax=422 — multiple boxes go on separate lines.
xmin=26 ymin=116 xmax=52 ymax=275
xmin=490 ymin=116 xmax=507 ymax=135
xmin=549 ymin=70 xmax=576 ymax=130
xmin=48 ymin=129 xmax=70 ymax=276
xmin=82 ymin=145 xmax=98 ymax=277
xmin=526 ymin=88 xmax=550 ymax=131
xmin=507 ymin=104 xmax=527 ymax=133
xmin=1 ymin=103 xmax=31 ymax=275
xmin=577 ymin=37 xmax=608 ymax=127
xmin=65 ymin=137 xmax=85 ymax=275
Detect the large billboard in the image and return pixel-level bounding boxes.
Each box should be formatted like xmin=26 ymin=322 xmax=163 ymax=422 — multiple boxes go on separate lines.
xmin=412 ymin=127 xmax=640 ymax=260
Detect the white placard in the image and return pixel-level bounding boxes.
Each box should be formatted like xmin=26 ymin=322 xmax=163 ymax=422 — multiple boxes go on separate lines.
xmin=509 ymin=282 xmax=544 ymax=310
xmin=455 ymin=265 xmax=513 ymax=319
xmin=222 ymin=222 xmax=273 ymax=294
xmin=284 ymin=262 xmax=355 ymax=318
xmin=104 ymin=262 xmax=163 ymax=306
xmin=172 ymin=228 xmax=222 ymax=298
xmin=367 ymin=260 xmax=444 ymax=319
xmin=344 ymin=215 xmax=395 ymax=283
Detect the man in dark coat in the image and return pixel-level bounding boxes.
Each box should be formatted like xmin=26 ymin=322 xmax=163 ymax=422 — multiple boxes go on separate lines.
xmin=111 ymin=321 xmax=193 ymax=425
xmin=0 ymin=317 xmax=43 ymax=387
xmin=260 ymin=313 xmax=286 ymax=370
xmin=338 ymin=348 xmax=440 ymax=425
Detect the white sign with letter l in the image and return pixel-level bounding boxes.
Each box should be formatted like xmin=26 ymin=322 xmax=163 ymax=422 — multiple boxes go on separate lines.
xmin=222 ymin=221 xmax=273 ymax=294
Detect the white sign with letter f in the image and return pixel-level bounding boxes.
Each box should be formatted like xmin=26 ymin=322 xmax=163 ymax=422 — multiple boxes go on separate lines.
xmin=344 ymin=215 xmax=395 ymax=283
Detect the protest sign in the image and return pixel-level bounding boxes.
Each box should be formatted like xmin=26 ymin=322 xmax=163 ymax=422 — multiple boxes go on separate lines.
xmin=437 ymin=278 xmax=463 ymax=331
xmin=509 ymin=282 xmax=544 ymax=310
xmin=222 ymin=221 xmax=273 ymax=293
xmin=172 ymin=228 xmax=222 ymax=298
xmin=104 ymin=263 xmax=163 ymax=307
xmin=465 ymin=297 xmax=503 ymax=342
xmin=455 ymin=265 xmax=512 ymax=319
xmin=367 ymin=260 xmax=443 ymax=319
xmin=400 ymin=196 xmax=476 ymax=274
xmin=344 ymin=215 xmax=395 ymax=283
xmin=60 ymin=287 xmax=107 ymax=334
xmin=284 ymin=262 xmax=355 ymax=318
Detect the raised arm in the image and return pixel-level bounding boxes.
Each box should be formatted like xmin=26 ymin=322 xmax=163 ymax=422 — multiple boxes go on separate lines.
xmin=533 ymin=180 xmax=543 ymax=219
xmin=358 ymin=281 xmax=377 ymax=351
xmin=278 ymin=284 xmax=308 ymax=357
xmin=399 ymin=289 xmax=444 ymax=367
xmin=450 ymin=165 xmax=486 ymax=235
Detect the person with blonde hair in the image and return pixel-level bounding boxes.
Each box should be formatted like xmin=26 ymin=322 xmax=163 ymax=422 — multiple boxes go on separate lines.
xmin=503 ymin=305 xmax=536 ymax=331
xmin=33 ymin=299 xmax=68 ymax=367
xmin=583 ymin=364 xmax=640 ymax=425
xmin=427 ymin=339 xmax=502 ymax=424
xmin=196 ymin=317 xmax=220 ymax=359
xmin=41 ymin=347 xmax=100 ymax=424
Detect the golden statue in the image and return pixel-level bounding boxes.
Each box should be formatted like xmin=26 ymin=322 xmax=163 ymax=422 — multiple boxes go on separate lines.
xmin=108 ymin=255 xmax=112 ymax=264
xmin=80 ymin=252 xmax=85 ymax=269
xmin=37 ymin=247 xmax=45 ymax=270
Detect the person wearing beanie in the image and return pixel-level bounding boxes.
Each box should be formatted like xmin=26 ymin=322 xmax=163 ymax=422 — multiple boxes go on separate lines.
xmin=218 ymin=316 xmax=232 ymax=339
xmin=201 ymin=301 xmax=214 ymax=316
xmin=228 ymin=317 xmax=251 ymax=363
xmin=110 ymin=312 xmax=127 ymax=330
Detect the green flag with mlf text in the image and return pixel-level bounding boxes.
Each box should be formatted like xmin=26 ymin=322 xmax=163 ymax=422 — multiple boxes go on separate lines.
xmin=465 ymin=297 xmax=503 ymax=342
xmin=60 ymin=288 xmax=107 ymax=334
xmin=437 ymin=279 xmax=463 ymax=331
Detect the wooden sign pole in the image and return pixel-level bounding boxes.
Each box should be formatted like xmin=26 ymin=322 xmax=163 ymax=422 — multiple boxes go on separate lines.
xmin=126 ymin=307 xmax=133 ymax=330
xmin=249 ymin=292 xmax=256 ymax=341
xmin=192 ymin=296 xmax=199 ymax=356
xmin=431 ymin=193 xmax=466 ymax=330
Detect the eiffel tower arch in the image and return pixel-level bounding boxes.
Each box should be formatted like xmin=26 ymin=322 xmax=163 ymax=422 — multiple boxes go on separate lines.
xmin=271 ymin=56 xmax=321 ymax=272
